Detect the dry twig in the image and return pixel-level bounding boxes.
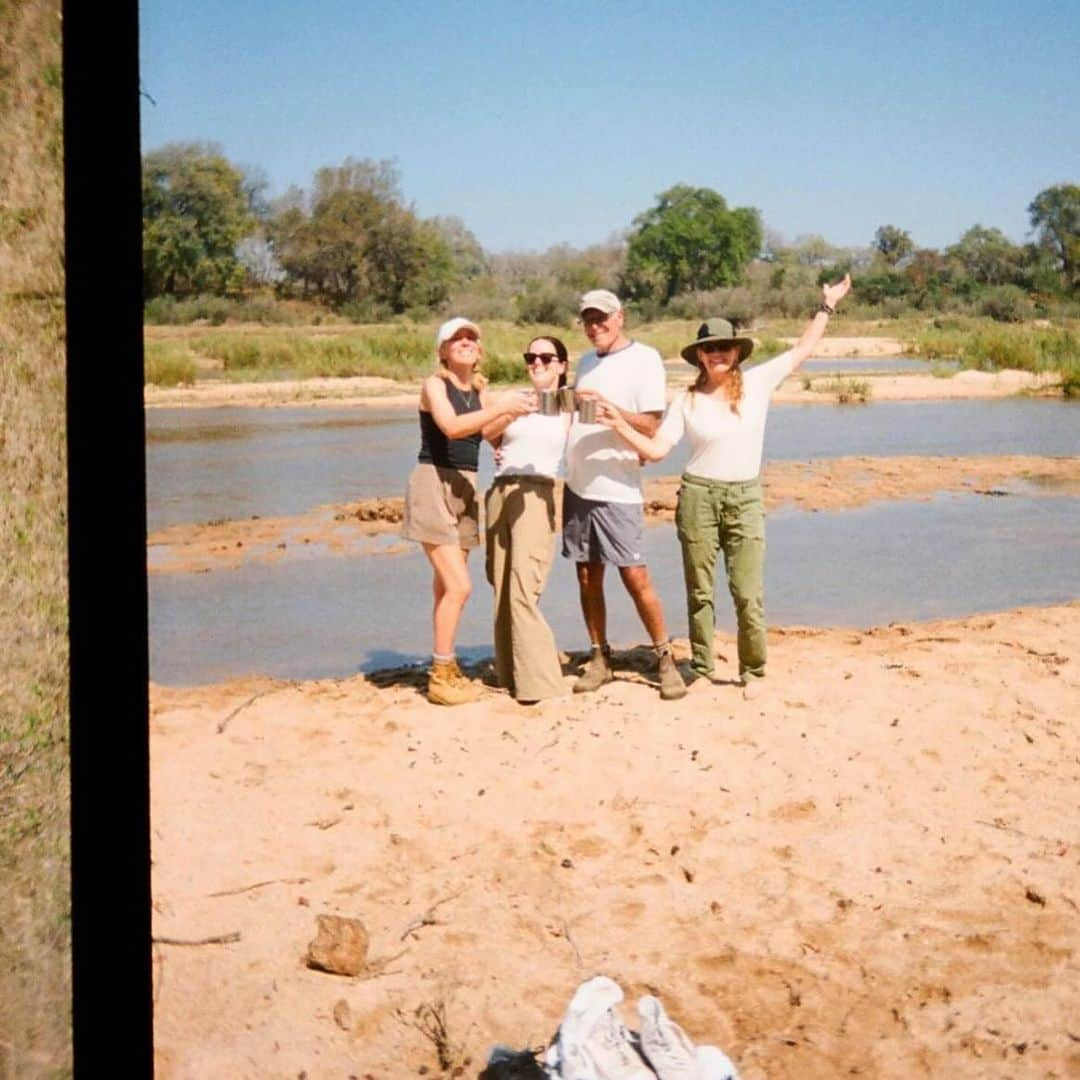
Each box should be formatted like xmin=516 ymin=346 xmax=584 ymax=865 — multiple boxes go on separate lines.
xmin=153 ymin=931 xmax=241 ymax=946
xmin=208 ymin=876 xmax=310 ymax=898
xmin=399 ymin=888 xmax=465 ymax=941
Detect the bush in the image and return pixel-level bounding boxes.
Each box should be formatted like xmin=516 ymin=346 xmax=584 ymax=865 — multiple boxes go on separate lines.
xmin=144 ymin=343 xmax=197 ymax=386
xmin=514 ymin=283 xmax=577 ymax=326
xmin=143 ymin=293 xmax=306 ymax=325
xmin=816 ymin=377 xmax=872 ymax=403
xmin=978 ymin=285 xmax=1030 ymax=323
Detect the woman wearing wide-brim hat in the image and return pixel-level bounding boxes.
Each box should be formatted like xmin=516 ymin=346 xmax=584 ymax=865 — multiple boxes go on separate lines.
xmin=596 ymin=274 xmax=851 ymax=699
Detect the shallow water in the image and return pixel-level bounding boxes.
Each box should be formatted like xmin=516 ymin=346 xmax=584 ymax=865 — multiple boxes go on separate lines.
xmin=148 ymin=492 xmax=1080 ymax=686
xmin=146 ymin=399 xmax=1079 ymax=530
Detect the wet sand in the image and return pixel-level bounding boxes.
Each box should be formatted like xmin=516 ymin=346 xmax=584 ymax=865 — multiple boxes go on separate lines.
xmin=150 ymin=602 xmax=1080 ymax=1078
xmin=147 ymin=454 xmax=1080 ymax=575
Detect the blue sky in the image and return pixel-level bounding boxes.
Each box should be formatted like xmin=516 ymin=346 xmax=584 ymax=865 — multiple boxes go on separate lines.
xmin=139 ymin=0 xmax=1080 ymax=254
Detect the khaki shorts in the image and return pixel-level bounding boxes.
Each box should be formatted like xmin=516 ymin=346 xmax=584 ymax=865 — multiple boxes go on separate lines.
xmin=402 ymin=463 xmax=480 ymax=549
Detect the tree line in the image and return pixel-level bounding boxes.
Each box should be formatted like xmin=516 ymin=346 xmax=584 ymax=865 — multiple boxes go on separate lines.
xmin=142 ymin=142 xmax=1079 ymax=324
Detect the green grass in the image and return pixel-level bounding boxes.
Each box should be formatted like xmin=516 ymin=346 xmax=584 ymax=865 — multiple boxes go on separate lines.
xmin=909 ymin=322 xmax=1080 ymax=391
xmin=144 ymin=342 xmax=198 ymax=386
xmin=813 ymin=376 xmax=873 ymax=404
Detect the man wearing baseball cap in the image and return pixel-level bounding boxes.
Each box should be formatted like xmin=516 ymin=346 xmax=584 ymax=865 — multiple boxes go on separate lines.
xmin=564 ymin=289 xmax=687 ymax=700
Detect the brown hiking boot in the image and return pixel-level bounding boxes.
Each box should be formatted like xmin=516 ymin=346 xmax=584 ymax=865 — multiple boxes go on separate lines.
xmin=427 ymin=659 xmax=481 ymax=706
xmin=655 ymin=643 xmax=688 ymax=701
xmin=573 ymin=644 xmax=614 ymax=694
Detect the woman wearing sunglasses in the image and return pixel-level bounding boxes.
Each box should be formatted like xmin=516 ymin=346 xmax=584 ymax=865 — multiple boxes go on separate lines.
xmin=597 ymin=275 xmax=852 ymax=699
xmin=403 ymin=317 xmax=534 ymax=706
xmin=481 ymin=336 xmax=573 ymax=703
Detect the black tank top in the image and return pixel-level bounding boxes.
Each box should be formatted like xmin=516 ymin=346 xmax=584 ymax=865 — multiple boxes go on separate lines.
xmin=417 ymin=380 xmax=482 ymax=471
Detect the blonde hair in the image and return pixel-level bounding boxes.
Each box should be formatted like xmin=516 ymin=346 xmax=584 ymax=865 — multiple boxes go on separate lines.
xmin=689 ymin=364 xmax=742 ymax=415
xmin=437 ymin=343 xmax=488 ymax=391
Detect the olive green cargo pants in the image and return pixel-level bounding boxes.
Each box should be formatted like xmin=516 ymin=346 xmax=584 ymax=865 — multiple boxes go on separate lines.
xmin=674 ymin=474 xmax=767 ymax=682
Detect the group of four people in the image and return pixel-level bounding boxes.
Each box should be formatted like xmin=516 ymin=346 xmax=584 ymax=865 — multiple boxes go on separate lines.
xmin=402 ymin=276 xmax=852 ymax=706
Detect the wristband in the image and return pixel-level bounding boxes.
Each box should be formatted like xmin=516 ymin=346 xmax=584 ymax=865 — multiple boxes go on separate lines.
xmin=818 ymin=302 xmax=836 ymax=316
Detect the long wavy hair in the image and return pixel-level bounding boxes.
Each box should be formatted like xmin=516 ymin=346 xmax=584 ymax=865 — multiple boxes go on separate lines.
xmin=689 ymin=361 xmax=742 ymax=415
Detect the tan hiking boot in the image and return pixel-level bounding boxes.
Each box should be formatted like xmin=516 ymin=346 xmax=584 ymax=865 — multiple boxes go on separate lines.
xmin=427 ymin=659 xmax=481 ymax=706
xmin=655 ymin=643 xmax=688 ymax=701
xmin=573 ymin=645 xmax=614 ymax=694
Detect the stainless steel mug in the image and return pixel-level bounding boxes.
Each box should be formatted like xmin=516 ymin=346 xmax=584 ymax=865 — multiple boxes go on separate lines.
xmin=577 ymin=397 xmax=597 ymax=424
xmin=558 ymin=387 xmax=576 ymax=413
xmin=538 ymin=389 xmax=560 ymax=416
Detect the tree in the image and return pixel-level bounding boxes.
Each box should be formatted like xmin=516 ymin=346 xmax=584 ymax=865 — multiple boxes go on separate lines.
xmin=429 ymin=215 xmax=488 ymax=280
xmin=268 ymin=157 xmax=456 ymax=312
xmin=142 ymin=142 xmax=256 ymax=296
xmin=873 ymin=225 xmax=914 ymax=267
xmin=946 ymin=225 xmax=1023 ymax=286
xmin=621 ymin=184 xmax=762 ymax=304
xmin=1028 ymin=183 xmax=1080 ymax=291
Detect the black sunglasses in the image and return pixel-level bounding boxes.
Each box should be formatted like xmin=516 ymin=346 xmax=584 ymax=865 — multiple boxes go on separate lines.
xmin=523 ymin=352 xmax=560 ymax=365
xmin=699 ymin=342 xmax=735 ymax=354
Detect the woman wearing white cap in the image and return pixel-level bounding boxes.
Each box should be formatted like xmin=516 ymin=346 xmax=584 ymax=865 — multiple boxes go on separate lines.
xmin=596 ymin=275 xmax=851 ymax=699
xmin=403 ymin=317 xmax=534 ymax=706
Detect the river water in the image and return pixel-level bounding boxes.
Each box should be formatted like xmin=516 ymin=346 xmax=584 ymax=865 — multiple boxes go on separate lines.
xmin=145 ymin=392 xmax=1078 ymax=685
xmin=148 ymin=491 xmax=1080 ymax=686
xmin=146 ymin=398 xmax=1079 ymax=530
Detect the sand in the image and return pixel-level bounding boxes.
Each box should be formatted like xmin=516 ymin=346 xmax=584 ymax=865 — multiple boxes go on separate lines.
xmin=149 ymin=603 xmax=1080 ymax=1078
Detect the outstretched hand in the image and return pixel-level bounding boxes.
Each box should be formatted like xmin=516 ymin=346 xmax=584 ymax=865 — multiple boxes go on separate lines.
xmin=823 ymin=273 xmax=852 ymax=310
xmin=500 ymin=388 xmax=536 ymax=418
xmin=594 ymin=401 xmax=627 ymax=431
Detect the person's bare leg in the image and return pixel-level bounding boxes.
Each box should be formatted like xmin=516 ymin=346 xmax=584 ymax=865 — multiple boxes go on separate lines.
xmin=424 ymin=543 xmax=472 ymax=657
xmin=619 ymin=563 xmax=686 ymax=700
xmin=574 ymin=562 xmax=613 ymax=693
xmin=576 ymin=561 xmax=607 ymax=646
xmin=618 ymin=564 xmax=668 ymax=643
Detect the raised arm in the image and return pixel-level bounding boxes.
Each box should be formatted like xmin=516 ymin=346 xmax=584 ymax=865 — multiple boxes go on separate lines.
xmin=422 ymin=376 xmax=534 ymax=439
xmin=787 ymin=274 xmax=853 ymax=371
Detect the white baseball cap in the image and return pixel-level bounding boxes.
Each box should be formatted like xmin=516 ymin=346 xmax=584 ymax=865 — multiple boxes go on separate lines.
xmin=578 ymin=289 xmax=622 ymax=315
xmin=435 ymin=316 xmax=480 ymax=350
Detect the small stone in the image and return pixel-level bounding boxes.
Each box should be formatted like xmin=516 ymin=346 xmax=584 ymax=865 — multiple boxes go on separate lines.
xmin=333 ymin=998 xmax=352 ymax=1030
xmin=306 ymin=914 xmax=369 ymax=976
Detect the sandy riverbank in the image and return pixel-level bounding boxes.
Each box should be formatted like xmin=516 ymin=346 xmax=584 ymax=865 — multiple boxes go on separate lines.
xmin=143 ymin=337 xmax=1062 ymax=409
xmin=150 ymin=602 xmax=1080 ymax=1078
xmin=147 ymin=454 xmax=1080 ymax=575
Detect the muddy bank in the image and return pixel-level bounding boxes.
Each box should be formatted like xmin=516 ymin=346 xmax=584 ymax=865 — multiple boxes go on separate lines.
xmin=150 ymin=602 xmax=1080 ymax=1078
xmin=147 ymin=454 xmax=1080 ymax=575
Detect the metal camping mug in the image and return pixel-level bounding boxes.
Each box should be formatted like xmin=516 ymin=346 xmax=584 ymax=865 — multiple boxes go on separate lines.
xmin=577 ymin=396 xmax=598 ymax=423
xmin=538 ymin=389 xmax=560 ymax=416
xmin=558 ymin=387 xmax=576 ymax=413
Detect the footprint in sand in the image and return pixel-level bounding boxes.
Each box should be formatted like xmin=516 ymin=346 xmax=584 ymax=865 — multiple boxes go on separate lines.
xmin=770 ymin=799 xmax=817 ymax=822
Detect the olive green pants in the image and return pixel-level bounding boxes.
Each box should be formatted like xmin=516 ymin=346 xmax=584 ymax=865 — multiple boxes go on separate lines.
xmin=674 ymin=474 xmax=766 ymax=681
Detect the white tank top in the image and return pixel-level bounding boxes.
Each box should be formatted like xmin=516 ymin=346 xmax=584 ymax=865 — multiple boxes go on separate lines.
xmin=495 ymin=412 xmax=568 ymax=479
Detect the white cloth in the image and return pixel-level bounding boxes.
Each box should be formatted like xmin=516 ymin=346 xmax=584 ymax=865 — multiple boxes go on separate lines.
xmin=656 ymin=350 xmax=796 ymax=482
xmin=566 ymin=340 xmax=667 ymax=504
xmin=495 ymin=412 xmax=568 ymax=479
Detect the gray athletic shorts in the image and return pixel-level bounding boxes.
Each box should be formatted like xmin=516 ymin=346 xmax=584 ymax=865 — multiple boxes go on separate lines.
xmin=561 ymin=485 xmax=646 ymax=566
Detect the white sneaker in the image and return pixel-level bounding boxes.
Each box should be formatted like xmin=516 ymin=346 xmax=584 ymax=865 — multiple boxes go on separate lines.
xmin=696 ymin=1045 xmax=739 ymax=1080
xmin=583 ymin=1007 xmax=654 ymax=1080
xmin=636 ymin=995 xmax=701 ymax=1079
xmin=547 ymin=976 xmax=625 ymax=1080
